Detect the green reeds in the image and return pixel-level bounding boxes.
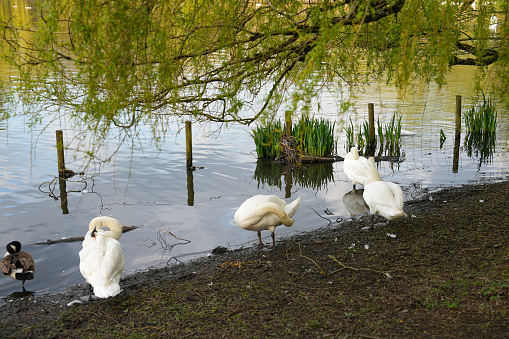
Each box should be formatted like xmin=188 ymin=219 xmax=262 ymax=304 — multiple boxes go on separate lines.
xmin=464 ymin=93 xmax=497 ymax=134
xmin=252 ymin=116 xmax=337 ymax=160
xmin=292 ymin=117 xmax=336 ymax=158
xmin=463 ymin=93 xmax=498 ymax=166
xmin=345 ymin=113 xmax=402 ymax=156
xmin=251 ymin=120 xmax=283 ymax=159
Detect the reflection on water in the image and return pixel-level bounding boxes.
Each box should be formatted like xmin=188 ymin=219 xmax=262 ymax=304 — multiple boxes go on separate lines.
xmin=253 ymin=160 xmax=335 ymax=196
xmin=465 ymin=132 xmax=496 ymax=169
xmin=342 ymin=189 xmax=369 ymax=217
xmin=3 ymin=289 xmax=34 ymax=301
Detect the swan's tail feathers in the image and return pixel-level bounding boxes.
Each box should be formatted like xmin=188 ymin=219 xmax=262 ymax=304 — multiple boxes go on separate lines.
xmin=386 ymin=209 xmax=407 ymax=221
xmin=285 ymin=195 xmax=302 ymax=218
xmin=92 ymin=282 xmax=122 ymax=299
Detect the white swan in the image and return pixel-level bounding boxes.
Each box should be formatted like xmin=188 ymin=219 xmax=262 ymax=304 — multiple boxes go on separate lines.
xmin=342 ymin=189 xmax=369 ymax=217
xmin=79 ymin=216 xmax=125 ymax=300
xmin=0 ymin=241 xmax=35 ymax=291
xmin=343 ymin=146 xmax=372 ymax=189
xmin=362 ymin=157 xmax=406 ymax=227
xmin=234 ymin=195 xmax=301 ymax=247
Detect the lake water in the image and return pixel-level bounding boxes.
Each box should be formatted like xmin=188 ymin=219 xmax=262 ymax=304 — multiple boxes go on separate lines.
xmin=0 ymin=34 xmax=508 ymax=301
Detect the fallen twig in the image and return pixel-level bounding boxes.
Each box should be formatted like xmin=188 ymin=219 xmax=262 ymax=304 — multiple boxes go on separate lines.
xmin=328 ymin=255 xmax=392 ymax=278
xmin=33 ymin=226 xmax=139 ymax=245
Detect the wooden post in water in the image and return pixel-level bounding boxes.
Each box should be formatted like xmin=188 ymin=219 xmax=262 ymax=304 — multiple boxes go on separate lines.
xmin=56 ymin=130 xmax=65 ymax=176
xmin=59 ymin=178 xmax=69 ymax=214
xmin=453 ymin=95 xmax=462 ymax=173
xmin=187 ymin=168 xmax=195 ymax=206
xmin=285 ymin=111 xmax=292 ymax=137
xmin=455 ymin=95 xmax=462 ymax=138
xmin=185 ymin=121 xmax=192 ymax=168
xmin=367 ymin=103 xmax=376 ymax=157
xmin=284 ymin=173 xmax=292 ymax=199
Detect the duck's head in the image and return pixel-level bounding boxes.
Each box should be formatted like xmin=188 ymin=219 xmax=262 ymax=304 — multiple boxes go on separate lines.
xmin=6 ymin=241 xmax=21 ymax=255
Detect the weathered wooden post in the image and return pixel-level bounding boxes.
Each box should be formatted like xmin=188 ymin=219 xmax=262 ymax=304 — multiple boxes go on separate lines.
xmin=56 ymin=130 xmax=65 ymax=176
xmin=367 ymin=103 xmax=376 ymax=157
xmin=55 ymin=130 xmax=69 ymax=213
xmin=185 ymin=120 xmax=192 ymax=168
xmin=453 ymin=95 xmax=461 ymax=173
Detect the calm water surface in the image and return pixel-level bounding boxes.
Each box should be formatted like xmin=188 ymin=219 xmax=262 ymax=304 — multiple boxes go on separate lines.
xmin=0 ymin=47 xmax=508 ymax=300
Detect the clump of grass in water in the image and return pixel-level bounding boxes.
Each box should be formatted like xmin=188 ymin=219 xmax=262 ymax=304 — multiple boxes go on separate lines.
xmin=463 ymin=93 xmax=498 ymax=166
xmin=251 ymin=120 xmax=283 ymax=159
xmin=464 ymin=93 xmax=497 ymax=134
xmin=345 ymin=113 xmax=402 ymax=156
xmin=292 ymin=116 xmax=336 ymax=158
xmin=251 ymin=116 xmax=336 ymax=160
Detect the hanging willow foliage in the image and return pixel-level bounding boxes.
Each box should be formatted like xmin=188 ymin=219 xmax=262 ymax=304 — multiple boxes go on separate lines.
xmin=0 ymin=0 xmax=506 ymax=154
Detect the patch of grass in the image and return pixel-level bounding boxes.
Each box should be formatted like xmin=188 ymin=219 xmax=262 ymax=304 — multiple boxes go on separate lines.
xmin=464 ymin=92 xmax=498 ymax=134
xmin=251 ymin=120 xmax=284 ymax=159
xmin=463 ymin=92 xmax=498 ymax=166
xmin=345 ymin=113 xmax=402 ymax=156
xmin=292 ymin=116 xmax=336 ymax=158
xmin=251 ymin=116 xmax=336 ymax=160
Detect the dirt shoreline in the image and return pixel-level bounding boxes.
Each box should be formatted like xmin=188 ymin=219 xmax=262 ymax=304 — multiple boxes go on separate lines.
xmin=1 ymin=180 xmax=508 ymax=338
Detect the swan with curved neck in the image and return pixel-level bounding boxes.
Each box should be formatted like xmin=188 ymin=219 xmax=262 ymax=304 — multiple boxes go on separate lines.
xmin=343 ymin=146 xmax=373 ymax=189
xmin=234 ymin=195 xmax=301 ymax=247
xmin=362 ymin=157 xmax=406 ymax=226
xmin=0 ymin=241 xmax=35 ymax=291
xmin=79 ymin=216 xmax=125 ymax=300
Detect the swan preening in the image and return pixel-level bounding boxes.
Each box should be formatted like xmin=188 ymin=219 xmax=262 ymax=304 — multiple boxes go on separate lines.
xmin=362 ymin=157 xmax=407 ymax=226
xmin=79 ymin=216 xmax=125 ymax=300
xmin=234 ymin=195 xmax=301 ymax=247
xmin=0 ymin=241 xmax=35 ymax=291
xmin=343 ymin=147 xmax=373 ymax=189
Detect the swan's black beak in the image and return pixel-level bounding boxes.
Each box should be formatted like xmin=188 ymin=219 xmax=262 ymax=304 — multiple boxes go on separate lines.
xmin=91 ymin=227 xmax=97 ymax=238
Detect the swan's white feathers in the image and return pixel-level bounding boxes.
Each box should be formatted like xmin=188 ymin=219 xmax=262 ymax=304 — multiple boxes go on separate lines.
xmin=234 ymin=195 xmax=301 ymax=232
xmin=79 ymin=216 xmax=124 ymax=299
xmin=361 ymin=156 xmax=406 ymax=222
xmin=343 ymin=147 xmax=373 ymax=187
xmin=363 ymin=181 xmax=406 ymax=221
xmin=234 ymin=195 xmax=301 ymax=245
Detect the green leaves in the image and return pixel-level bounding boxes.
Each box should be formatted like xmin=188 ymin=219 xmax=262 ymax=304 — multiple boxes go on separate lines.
xmin=0 ymin=0 xmax=506 ymax=160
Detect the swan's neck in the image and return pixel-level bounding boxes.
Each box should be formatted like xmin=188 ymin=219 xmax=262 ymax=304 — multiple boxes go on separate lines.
xmin=365 ymin=157 xmax=381 ymax=184
xmin=89 ymin=217 xmax=123 ymax=240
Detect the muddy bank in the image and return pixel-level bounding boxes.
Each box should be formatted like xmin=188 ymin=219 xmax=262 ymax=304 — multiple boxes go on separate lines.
xmin=1 ymin=180 xmax=508 ymax=338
